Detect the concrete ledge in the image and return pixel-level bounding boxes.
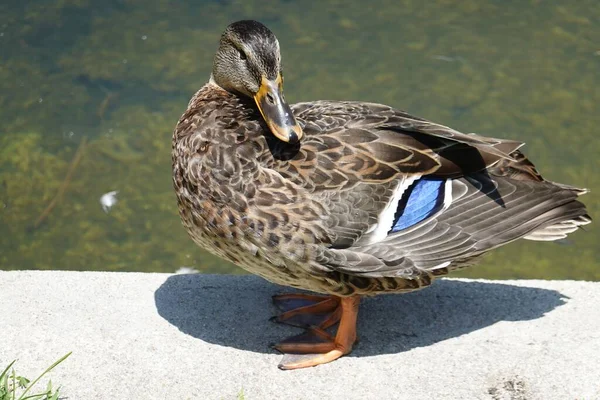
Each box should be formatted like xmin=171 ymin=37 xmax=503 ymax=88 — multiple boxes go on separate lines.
xmin=1 ymin=271 xmax=599 ymax=399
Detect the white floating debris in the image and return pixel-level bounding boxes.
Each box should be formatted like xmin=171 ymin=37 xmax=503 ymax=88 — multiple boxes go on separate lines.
xmin=431 ymin=55 xmax=466 ymax=63
xmin=175 ymin=266 xmax=199 ymax=274
xmin=100 ymin=190 xmax=118 ymax=213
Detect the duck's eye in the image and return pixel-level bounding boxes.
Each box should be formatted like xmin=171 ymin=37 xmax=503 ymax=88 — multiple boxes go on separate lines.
xmin=238 ymin=49 xmax=247 ymax=61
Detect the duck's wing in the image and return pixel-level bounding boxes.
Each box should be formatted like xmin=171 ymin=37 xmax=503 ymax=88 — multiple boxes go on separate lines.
xmin=313 ymin=173 xmax=589 ymax=281
xmin=292 ymin=100 xmax=524 ymax=177
xmin=283 ymin=101 xmax=590 ymax=281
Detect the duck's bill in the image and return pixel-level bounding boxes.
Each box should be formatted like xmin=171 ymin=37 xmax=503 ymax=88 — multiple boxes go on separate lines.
xmin=254 ymin=76 xmax=303 ymax=143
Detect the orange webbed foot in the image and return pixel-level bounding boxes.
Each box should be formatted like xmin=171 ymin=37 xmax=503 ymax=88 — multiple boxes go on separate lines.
xmin=271 ymin=295 xmax=360 ymax=370
xmin=271 ymin=293 xmax=342 ymax=329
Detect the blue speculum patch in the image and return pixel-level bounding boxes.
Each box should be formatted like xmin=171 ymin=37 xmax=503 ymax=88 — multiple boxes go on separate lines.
xmin=390 ymin=178 xmax=446 ymax=232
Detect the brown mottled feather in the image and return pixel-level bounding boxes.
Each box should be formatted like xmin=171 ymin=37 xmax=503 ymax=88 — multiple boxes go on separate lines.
xmin=173 ymin=83 xmax=590 ymax=296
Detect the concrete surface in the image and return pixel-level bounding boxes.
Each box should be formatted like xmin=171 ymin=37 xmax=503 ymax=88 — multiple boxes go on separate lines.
xmin=1 ymin=271 xmax=599 ymax=400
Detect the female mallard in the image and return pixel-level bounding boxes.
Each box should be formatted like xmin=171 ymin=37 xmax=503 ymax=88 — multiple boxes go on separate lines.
xmin=172 ymin=20 xmax=591 ymax=369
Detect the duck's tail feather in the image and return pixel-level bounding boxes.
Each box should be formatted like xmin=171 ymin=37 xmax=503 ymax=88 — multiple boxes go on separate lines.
xmin=523 ymin=203 xmax=591 ymax=241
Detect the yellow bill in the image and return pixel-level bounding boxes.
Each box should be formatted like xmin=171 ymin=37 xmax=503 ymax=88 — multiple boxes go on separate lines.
xmin=253 ymin=74 xmax=303 ymax=143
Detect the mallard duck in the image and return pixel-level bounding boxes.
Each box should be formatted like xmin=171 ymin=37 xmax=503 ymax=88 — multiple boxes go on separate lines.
xmin=172 ymin=20 xmax=591 ymax=369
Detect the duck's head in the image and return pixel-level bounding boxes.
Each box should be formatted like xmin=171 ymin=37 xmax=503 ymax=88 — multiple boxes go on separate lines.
xmin=211 ymin=20 xmax=303 ymax=143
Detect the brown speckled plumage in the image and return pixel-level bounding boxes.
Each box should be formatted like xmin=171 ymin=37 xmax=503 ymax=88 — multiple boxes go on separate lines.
xmin=172 ymin=21 xmax=592 ymax=302
xmin=173 ymin=81 xmax=591 ymax=296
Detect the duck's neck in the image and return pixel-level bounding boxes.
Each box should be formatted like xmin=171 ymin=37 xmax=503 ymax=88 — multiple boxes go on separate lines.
xmin=208 ymin=74 xmax=219 ymax=87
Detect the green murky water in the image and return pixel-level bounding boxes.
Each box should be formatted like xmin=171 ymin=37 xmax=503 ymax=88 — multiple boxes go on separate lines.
xmin=0 ymin=0 xmax=598 ymax=280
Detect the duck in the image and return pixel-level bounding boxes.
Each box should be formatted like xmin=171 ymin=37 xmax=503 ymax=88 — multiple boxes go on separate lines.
xmin=172 ymin=20 xmax=591 ymax=370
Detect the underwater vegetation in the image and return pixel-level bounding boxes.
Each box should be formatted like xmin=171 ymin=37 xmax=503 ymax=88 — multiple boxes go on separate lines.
xmin=0 ymin=0 xmax=598 ymax=279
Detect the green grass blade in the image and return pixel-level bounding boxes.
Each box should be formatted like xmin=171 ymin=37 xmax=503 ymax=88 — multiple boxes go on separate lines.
xmin=48 ymin=387 xmax=60 ymax=400
xmin=17 ymin=352 xmax=71 ymax=400
xmin=0 ymin=361 xmax=16 ymax=382
xmin=0 ymin=364 xmax=10 ymax=400
xmin=19 ymin=394 xmax=46 ymax=400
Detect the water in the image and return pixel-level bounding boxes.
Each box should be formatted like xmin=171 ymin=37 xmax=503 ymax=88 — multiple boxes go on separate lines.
xmin=0 ymin=0 xmax=598 ymax=280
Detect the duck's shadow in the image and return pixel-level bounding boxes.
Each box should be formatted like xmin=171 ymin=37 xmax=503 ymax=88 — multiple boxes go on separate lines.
xmin=154 ymin=274 xmax=566 ymax=357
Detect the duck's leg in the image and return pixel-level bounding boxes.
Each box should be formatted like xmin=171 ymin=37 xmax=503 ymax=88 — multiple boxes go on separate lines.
xmin=273 ymin=295 xmax=360 ymax=370
xmin=271 ymin=294 xmax=341 ymax=328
